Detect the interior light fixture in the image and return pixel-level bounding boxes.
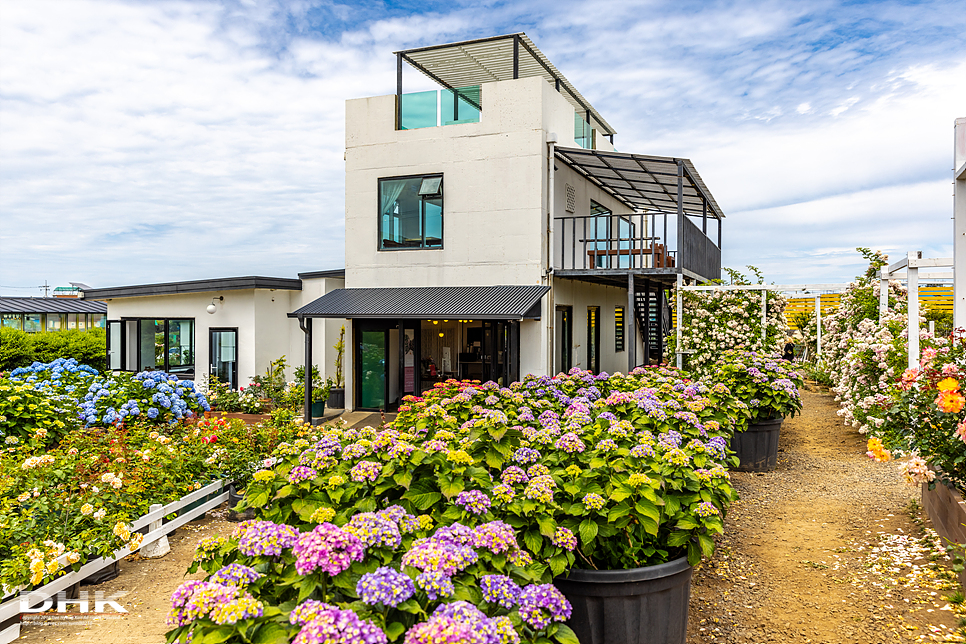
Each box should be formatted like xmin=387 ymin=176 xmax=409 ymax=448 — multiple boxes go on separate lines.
xmin=438 ymin=332 xmax=444 ymax=337
xmin=206 ymin=296 xmax=224 ymax=315
xmin=433 ymin=320 xmax=438 ymax=325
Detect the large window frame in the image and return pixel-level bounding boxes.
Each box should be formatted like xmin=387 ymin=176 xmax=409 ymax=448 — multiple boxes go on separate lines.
xmin=113 ymin=317 xmax=196 ymax=377
xmin=378 ymin=173 xmax=444 ymax=250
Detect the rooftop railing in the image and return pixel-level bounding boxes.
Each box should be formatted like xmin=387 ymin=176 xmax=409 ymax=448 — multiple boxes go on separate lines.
xmin=398 ymin=86 xmax=481 ymax=130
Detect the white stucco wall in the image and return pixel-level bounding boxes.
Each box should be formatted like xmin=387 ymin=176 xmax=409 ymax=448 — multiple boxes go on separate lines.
xmin=551 ymin=277 xmax=645 ymax=375
xmin=96 ymin=276 xmax=346 ymax=388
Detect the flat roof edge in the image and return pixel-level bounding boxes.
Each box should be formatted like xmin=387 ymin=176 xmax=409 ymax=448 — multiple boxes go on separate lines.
xmin=84 ymin=276 xmax=302 ymax=299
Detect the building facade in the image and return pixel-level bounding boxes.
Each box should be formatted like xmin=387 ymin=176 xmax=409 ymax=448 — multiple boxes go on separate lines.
xmin=292 ymin=34 xmax=724 ymax=411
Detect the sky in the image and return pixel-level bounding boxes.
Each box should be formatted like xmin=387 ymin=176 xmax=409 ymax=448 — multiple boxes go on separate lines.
xmin=1 ymin=0 xmax=964 ymax=295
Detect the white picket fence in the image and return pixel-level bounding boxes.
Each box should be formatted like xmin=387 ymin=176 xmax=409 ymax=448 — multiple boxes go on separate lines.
xmin=0 ymin=480 xmax=228 ymax=643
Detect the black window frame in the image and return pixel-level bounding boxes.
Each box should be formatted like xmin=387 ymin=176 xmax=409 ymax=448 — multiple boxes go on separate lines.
xmin=587 ymin=306 xmax=600 ymax=373
xmin=615 ymin=305 xmax=625 ymax=353
xmin=117 ymin=317 xmax=196 ymax=378
xmin=377 ymin=173 xmax=444 ymax=251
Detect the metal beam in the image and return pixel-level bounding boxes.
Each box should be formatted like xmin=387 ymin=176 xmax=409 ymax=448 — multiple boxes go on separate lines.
xmin=298 ymin=317 xmax=313 ymax=425
xmin=512 ymin=34 xmax=519 ymax=79
xmin=676 ymin=162 xmax=685 ymax=272
xmin=627 ymin=272 xmax=636 ymax=372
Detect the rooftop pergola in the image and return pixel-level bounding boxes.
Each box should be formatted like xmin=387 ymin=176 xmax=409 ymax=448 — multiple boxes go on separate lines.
xmin=394 ymin=33 xmax=616 ymax=140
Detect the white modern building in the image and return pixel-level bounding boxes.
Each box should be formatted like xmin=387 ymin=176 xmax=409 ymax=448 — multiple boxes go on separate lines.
xmin=85 ymin=34 xmax=725 ymax=413
xmin=291 ymin=34 xmax=724 ymax=410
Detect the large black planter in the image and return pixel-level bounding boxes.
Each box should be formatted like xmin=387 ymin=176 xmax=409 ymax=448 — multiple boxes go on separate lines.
xmin=554 ymin=557 xmax=692 ymax=644
xmin=732 ymin=416 xmax=783 ymax=472
xmin=327 ymin=388 xmax=345 ymax=410
xmin=227 ymin=484 xmax=256 ymax=522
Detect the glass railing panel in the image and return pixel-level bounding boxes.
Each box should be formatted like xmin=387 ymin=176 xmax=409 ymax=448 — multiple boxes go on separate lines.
xmin=574 ymin=112 xmax=594 ymax=149
xmin=400 ymin=90 xmax=438 ymax=130
xmin=442 ymin=86 xmax=482 ymax=125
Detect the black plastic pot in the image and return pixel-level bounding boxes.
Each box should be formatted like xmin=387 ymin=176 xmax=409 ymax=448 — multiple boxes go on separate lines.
xmin=327 ymin=388 xmax=345 ymax=409
xmin=732 ymin=416 xmax=783 ymax=472
xmin=227 ymin=484 xmax=256 ymax=522
xmin=81 ymin=560 xmax=119 ymax=586
xmin=554 ymin=557 xmax=692 ymax=644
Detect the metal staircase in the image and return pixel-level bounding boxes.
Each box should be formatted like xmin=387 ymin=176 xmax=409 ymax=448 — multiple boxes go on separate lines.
xmin=634 ymin=287 xmax=668 ymax=365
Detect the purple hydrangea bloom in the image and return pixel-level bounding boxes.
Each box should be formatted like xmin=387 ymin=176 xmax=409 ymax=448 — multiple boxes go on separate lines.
xmin=357 ymin=567 xmax=415 ymax=607
xmin=480 ymin=575 xmax=522 ymax=609
xmin=471 ymin=521 xmax=518 ymax=553
xmin=415 ymin=570 xmax=455 ymax=600
xmin=500 ymin=466 xmax=529 ymax=485
xmin=208 ymin=563 xmax=261 ymax=587
xmin=518 ymin=584 xmax=572 ymax=630
xmin=455 ymin=490 xmax=492 ymax=515
xmin=288 ymin=466 xmax=318 ymax=484
xmin=292 ymin=605 xmax=387 ymax=644
xmin=234 ymin=520 xmax=299 ymax=557
xmin=345 ymin=512 xmax=402 ymax=549
xmin=513 ymin=447 xmax=540 ymax=464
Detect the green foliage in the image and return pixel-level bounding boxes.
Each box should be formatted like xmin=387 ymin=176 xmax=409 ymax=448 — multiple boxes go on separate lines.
xmin=251 ymin=356 xmax=289 ymax=406
xmin=707 ymin=350 xmax=805 ymax=425
xmin=334 ymin=325 xmax=345 ymax=388
xmin=0 ymin=327 xmax=106 ymax=372
xmin=925 ymin=306 xmax=954 ymax=339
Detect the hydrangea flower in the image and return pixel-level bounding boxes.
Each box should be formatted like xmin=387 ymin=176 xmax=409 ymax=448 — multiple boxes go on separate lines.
xmin=357 ymin=567 xmax=415 ymax=607
xmin=209 ymin=563 xmax=261 ymax=587
xmin=288 ymin=466 xmax=318 ymax=484
xmin=554 ymin=432 xmax=586 ymax=453
xmin=349 ymin=460 xmax=382 ymax=483
xmin=455 ymin=490 xmax=491 ymax=515
xmin=513 ymin=447 xmax=540 ymax=464
xmin=517 ymin=584 xmax=572 ymax=630
xmin=582 ymin=492 xmax=605 ymax=511
xmin=344 ymin=512 xmax=402 ymax=549
xmin=523 ymin=475 xmax=555 ymax=504
xmin=471 ymin=521 xmax=518 ymax=553
xmin=415 ymin=570 xmax=455 ymax=600
xmin=550 ymin=527 xmax=577 ymax=551
xmin=234 ymin=520 xmax=299 ymax=557
xmin=695 ymin=501 xmax=719 ymax=517
xmin=292 ymin=605 xmax=387 ymax=644
xmin=480 ymin=575 xmax=522 ymax=609
xmin=500 ymin=466 xmax=529 ymax=485
xmin=492 ymin=483 xmax=516 ymax=503
xmin=293 ymin=523 xmax=365 ymax=576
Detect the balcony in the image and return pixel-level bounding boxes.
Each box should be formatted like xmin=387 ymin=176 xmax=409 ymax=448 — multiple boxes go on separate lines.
xmin=553 ymin=147 xmax=724 ymax=287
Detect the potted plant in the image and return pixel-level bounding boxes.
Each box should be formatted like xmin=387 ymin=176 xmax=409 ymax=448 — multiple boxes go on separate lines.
xmin=293 ymin=364 xmax=331 ymax=417
xmin=708 ymin=349 xmax=804 ymax=471
xmin=327 ymin=325 xmax=346 ymax=409
xmin=239 ymin=366 xmax=743 ymax=643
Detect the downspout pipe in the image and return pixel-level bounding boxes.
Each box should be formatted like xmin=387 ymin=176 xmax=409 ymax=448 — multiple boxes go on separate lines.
xmin=547 ymin=132 xmax=557 ymax=376
xmin=298 ymin=316 xmax=313 ymax=425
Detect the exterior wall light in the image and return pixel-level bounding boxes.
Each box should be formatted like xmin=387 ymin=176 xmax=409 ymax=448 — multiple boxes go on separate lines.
xmin=207 ymin=296 xmax=224 ymax=314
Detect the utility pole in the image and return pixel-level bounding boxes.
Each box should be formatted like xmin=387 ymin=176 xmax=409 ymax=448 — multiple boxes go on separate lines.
xmin=39 ymin=281 xmax=50 ymax=297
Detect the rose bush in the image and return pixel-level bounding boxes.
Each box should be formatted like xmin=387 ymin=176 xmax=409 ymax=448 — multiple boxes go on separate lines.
xmin=665 ymin=267 xmax=787 ymax=377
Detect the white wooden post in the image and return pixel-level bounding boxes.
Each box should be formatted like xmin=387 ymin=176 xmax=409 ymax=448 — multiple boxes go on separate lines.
xmin=140 ymin=503 xmax=170 ymax=558
xmin=675 ymin=273 xmax=683 ymax=369
xmin=815 ymin=294 xmax=822 ymax=357
xmin=954 ymin=118 xmax=966 ymax=330
xmin=908 ymin=251 xmax=920 ymax=369
xmin=929 ymin=320 xmax=935 ymax=336
xmin=760 ymin=289 xmax=767 ymax=345
xmin=879 ymin=272 xmax=889 ymax=322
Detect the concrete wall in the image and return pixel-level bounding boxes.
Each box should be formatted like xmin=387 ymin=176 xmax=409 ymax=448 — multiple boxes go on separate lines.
xmin=98 ymin=276 xmax=346 ymax=387
xmin=552 ymin=276 xmax=643 ymax=375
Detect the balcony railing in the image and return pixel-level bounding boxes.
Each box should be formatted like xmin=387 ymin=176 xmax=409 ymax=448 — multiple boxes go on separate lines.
xmin=554 ymin=214 xmax=675 ymax=271
xmin=554 ymin=213 xmax=721 ymax=282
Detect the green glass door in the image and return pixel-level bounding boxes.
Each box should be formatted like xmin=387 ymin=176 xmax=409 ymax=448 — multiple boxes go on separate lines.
xmin=360 ymin=329 xmax=388 ymax=410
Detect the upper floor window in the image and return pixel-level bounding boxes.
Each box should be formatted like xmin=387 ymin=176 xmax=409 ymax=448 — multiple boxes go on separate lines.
xmin=379 ymin=174 xmax=443 ymax=250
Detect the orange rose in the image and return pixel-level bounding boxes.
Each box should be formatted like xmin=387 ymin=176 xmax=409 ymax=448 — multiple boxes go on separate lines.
xmin=937 ymin=390 xmax=966 ymax=413
xmin=938 ymin=377 xmax=961 ymax=393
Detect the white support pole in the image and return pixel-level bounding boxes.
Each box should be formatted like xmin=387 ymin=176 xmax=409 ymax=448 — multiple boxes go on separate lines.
xmin=676 ymin=273 xmax=683 ymax=369
xmin=953 ymin=118 xmax=966 ymax=330
xmin=140 ymin=502 xmax=170 ymax=558
xmin=815 ymin=295 xmax=822 ymax=357
xmin=879 ymin=273 xmax=889 ymax=322
xmin=760 ymin=289 xmax=767 ymax=345
xmin=929 ymin=320 xmax=936 ymax=336
xmin=908 ymin=251 xmax=920 ymax=369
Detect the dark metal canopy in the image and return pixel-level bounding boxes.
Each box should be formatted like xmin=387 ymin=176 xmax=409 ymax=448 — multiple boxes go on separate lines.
xmin=289 ymin=285 xmax=550 ymax=320
xmin=83 ymin=276 xmax=302 ymax=300
xmin=395 ymin=33 xmax=615 ymax=137
xmin=554 ymin=147 xmax=725 ymax=219
xmin=0 ymin=297 xmax=107 ymax=314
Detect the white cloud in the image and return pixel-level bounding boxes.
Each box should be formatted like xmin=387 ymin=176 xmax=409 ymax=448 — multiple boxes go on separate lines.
xmin=1 ymin=0 xmax=964 ymax=295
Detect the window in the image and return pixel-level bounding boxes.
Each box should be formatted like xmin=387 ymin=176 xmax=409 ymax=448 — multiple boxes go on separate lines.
xmin=615 ymin=306 xmax=625 ymax=352
xmin=121 ymin=318 xmax=196 ymax=375
xmin=1 ymin=313 xmax=23 ymax=331
xmin=587 ymin=306 xmax=600 ymax=373
xmin=46 ymin=314 xmax=66 ymax=331
xmin=575 ymin=112 xmax=595 ymax=149
xmin=24 ymin=313 xmax=42 ymax=333
xmin=589 ymin=201 xmax=635 ymax=268
xmin=379 ymin=174 xmax=443 ymax=249
xmin=89 ymin=314 xmax=106 ymax=329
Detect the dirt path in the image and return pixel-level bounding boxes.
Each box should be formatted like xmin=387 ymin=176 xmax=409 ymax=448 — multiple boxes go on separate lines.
xmin=688 ymin=389 xmax=964 ymax=644
xmin=18 ymin=512 xmax=234 ymax=644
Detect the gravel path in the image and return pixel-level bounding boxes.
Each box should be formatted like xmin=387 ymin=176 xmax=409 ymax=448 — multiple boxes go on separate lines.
xmin=688 ymin=389 xmax=964 ymax=644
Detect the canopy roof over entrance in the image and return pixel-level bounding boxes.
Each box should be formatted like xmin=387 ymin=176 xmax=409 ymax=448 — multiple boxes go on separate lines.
xmin=554 ymin=147 xmax=725 ymax=219
xmin=395 ymin=33 xmax=615 ymax=137
xmin=289 ymin=285 xmax=550 ymax=320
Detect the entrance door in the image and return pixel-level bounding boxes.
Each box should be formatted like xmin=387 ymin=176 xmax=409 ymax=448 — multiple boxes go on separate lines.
xmin=481 ymin=321 xmax=519 ymax=385
xmin=555 ymin=306 xmax=572 ymax=374
xmin=210 ymin=328 xmax=238 ymax=389
xmin=106 ymin=320 xmax=123 ymax=371
xmin=357 ymin=327 xmax=388 ymax=410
